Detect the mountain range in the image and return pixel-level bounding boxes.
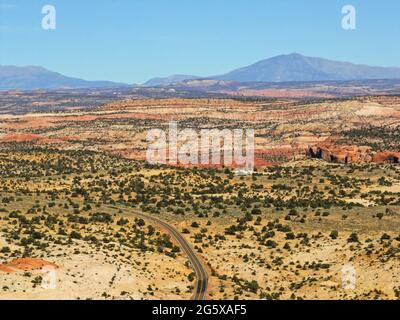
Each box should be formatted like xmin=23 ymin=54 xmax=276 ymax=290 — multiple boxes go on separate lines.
xmin=144 ymin=53 xmax=400 ymax=86
xmin=2 ymin=54 xmax=400 ymax=90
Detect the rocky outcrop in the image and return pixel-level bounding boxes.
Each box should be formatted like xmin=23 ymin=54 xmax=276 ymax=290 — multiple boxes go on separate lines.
xmin=0 ymin=258 xmax=58 ymax=273
xmin=308 ymin=143 xmax=400 ymax=164
xmin=373 ymin=151 xmax=400 ymax=164
xmin=307 ymin=144 xmax=373 ymax=164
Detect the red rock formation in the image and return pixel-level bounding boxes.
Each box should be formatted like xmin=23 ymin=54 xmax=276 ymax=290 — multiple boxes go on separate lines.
xmin=373 ymin=151 xmax=400 ymax=164
xmin=0 ymin=258 xmax=58 ymax=273
xmin=307 ymin=143 xmax=373 ymax=164
xmin=307 ymin=143 xmax=400 ymax=164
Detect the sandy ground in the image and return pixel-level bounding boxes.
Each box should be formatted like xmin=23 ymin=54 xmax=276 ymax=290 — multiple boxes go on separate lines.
xmin=174 ymin=214 xmax=400 ymax=300
xmin=0 ymin=238 xmax=192 ymax=300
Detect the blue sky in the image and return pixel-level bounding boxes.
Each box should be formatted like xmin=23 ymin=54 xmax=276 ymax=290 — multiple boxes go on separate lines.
xmin=1 ymin=0 xmax=399 ymax=84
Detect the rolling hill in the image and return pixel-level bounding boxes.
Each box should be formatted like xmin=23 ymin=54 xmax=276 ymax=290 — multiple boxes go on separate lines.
xmin=143 ymin=74 xmax=200 ymax=87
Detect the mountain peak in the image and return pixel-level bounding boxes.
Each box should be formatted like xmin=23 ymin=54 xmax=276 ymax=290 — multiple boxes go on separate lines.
xmin=214 ymin=54 xmax=400 ymax=83
xmin=285 ymin=53 xmax=304 ymax=57
xmin=272 ymin=53 xmax=305 ymax=59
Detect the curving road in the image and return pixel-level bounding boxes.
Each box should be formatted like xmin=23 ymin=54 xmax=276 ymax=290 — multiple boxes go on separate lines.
xmin=129 ymin=209 xmax=208 ymax=300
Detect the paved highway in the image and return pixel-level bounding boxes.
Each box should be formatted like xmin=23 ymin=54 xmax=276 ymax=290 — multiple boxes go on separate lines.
xmin=129 ymin=209 xmax=208 ymax=300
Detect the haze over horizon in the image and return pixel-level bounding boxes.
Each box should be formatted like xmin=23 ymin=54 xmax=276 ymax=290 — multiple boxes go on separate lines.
xmin=1 ymin=0 xmax=400 ymax=83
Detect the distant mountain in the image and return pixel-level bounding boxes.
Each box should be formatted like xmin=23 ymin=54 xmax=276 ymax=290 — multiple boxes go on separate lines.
xmin=0 ymin=65 xmax=129 ymax=90
xmin=213 ymin=53 xmax=400 ymax=83
xmin=6 ymin=53 xmax=400 ymax=91
xmin=143 ymin=54 xmax=400 ymax=86
xmin=143 ymin=74 xmax=201 ymax=87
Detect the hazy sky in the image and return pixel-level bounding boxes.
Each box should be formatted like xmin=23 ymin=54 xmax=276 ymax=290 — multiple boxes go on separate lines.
xmin=1 ymin=0 xmax=399 ymax=84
